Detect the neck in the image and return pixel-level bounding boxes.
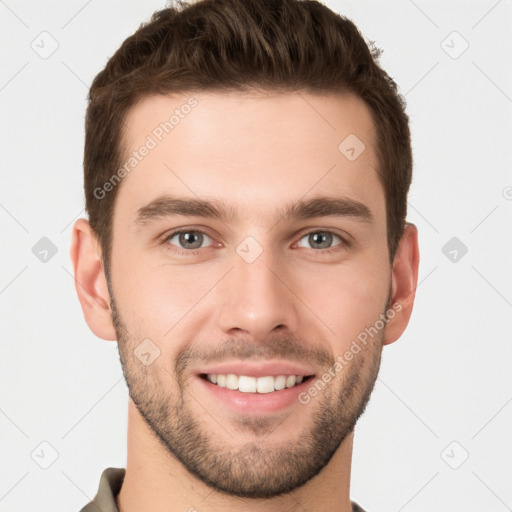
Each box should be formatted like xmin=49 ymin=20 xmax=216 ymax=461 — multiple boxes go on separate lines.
xmin=116 ymin=400 xmax=354 ymax=512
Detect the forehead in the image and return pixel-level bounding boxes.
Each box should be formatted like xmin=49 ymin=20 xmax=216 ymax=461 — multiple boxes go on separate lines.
xmin=115 ymin=90 xmax=384 ymax=228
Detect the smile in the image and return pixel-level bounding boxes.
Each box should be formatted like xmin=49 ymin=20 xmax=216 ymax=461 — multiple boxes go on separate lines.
xmin=202 ymin=373 xmax=313 ymax=393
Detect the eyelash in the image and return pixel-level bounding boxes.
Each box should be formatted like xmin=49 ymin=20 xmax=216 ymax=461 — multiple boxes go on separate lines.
xmin=161 ymin=228 xmax=349 ymax=256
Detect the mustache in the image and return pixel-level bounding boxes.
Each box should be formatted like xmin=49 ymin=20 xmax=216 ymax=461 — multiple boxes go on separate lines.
xmin=175 ymin=335 xmax=334 ymax=378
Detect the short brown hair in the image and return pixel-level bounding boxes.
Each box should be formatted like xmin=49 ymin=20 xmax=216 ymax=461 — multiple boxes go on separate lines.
xmin=84 ymin=0 xmax=412 ymax=270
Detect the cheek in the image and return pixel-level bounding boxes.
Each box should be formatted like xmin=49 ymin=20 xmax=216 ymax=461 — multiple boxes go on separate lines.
xmin=113 ymin=252 xmax=218 ymax=337
xmin=292 ymin=261 xmax=389 ymax=347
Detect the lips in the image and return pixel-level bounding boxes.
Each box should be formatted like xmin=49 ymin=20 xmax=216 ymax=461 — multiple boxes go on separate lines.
xmin=192 ymin=360 xmax=317 ymax=413
xmin=194 ymin=360 xmax=316 ymax=379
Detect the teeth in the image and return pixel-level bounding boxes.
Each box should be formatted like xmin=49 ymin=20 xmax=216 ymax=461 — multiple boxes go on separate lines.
xmin=257 ymin=376 xmax=274 ymax=394
xmin=226 ymin=373 xmax=238 ymax=390
xmin=205 ymin=374 xmax=307 ymax=393
xmin=286 ymin=375 xmax=296 ymax=388
xmin=274 ymin=375 xmax=287 ymax=390
xmin=239 ymin=375 xmax=257 ymax=393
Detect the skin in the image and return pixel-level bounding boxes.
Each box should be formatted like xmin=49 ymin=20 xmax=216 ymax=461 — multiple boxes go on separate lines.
xmin=71 ymin=90 xmax=419 ymax=512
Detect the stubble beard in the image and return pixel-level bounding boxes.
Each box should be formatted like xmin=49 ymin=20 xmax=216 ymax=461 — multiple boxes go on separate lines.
xmin=109 ymin=289 xmax=384 ymax=499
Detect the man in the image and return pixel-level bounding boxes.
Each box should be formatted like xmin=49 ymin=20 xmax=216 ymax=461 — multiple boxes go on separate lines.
xmin=71 ymin=0 xmax=419 ymax=510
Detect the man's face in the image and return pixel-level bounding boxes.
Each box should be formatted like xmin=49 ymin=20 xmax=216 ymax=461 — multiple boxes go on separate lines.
xmin=108 ymin=91 xmax=391 ymax=498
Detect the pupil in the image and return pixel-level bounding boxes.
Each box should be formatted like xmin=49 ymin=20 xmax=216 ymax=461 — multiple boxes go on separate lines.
xmin=311 ymin=232 xmax=331 ymax=249
xmin=181 ymin=231 xmax=201 ymax=249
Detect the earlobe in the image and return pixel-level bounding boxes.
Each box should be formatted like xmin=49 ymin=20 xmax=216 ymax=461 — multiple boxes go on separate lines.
xmin=383 ymin=222 xmax=420 ymax=346
xmin=70 ymin=218 xmax=117 ymax=341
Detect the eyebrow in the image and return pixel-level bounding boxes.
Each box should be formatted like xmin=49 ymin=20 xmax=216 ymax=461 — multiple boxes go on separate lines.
xmin=135 ymin=194 xmax=373 ymax=227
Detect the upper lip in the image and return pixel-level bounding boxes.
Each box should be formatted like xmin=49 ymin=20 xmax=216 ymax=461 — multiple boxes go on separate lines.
xmin=196 ymin=360 xmax=317 ymax=378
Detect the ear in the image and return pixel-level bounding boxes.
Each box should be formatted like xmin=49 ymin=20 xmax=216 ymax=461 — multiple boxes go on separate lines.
xmin=383 ymin=222 xmax=420 ymax=346
xmin=70 ymin=218 xmax=117 ymax=341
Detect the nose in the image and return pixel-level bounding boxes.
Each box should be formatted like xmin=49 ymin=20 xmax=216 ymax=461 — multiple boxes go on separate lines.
xmin=216 ymin=243 xmax=300 ymax=340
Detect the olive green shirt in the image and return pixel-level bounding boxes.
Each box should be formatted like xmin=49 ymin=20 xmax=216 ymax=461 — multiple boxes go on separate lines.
xmin=80 ymin=467 xmax=368 ymax=512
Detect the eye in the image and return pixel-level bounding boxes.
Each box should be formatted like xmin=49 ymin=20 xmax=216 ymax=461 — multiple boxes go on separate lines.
xmin=296 ymin=230 xmax=345 ymax=252
xmin=164 ymin=229 xmax=214 ymax=253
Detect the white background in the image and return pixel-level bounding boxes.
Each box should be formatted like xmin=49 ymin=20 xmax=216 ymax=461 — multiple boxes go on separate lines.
xmin=1 ymin=1 xmax=511 ymax=511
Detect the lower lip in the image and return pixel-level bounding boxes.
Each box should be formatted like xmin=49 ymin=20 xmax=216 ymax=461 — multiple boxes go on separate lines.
xmin=197 ymin=375 xmax=313 ymax=414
